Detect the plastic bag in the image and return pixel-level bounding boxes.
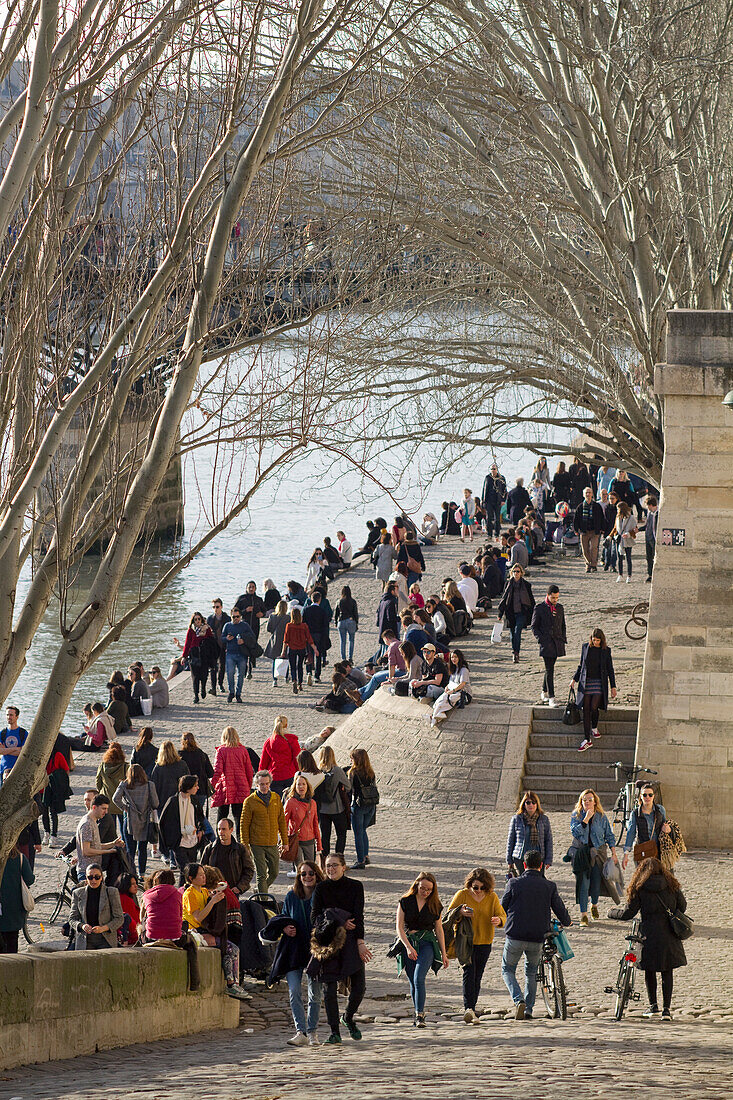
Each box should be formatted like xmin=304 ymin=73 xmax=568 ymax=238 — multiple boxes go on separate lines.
xmin=274 ymin=658 xmax=289 ymax=678
xmin=491 ymin=622 xmax=503 ymax=644
xmin=551 ymin=927 xmax=574 ymax=961
xmin=140 ymin=697 xmax=153 ymax=716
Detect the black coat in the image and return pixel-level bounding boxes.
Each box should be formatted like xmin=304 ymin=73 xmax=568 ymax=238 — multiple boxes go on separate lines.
xmin=376 ymin=593 xmax=399 ymax=638
xmin=482 ymin=473 xmax=507 ymax=507
xmin=158 ymin=793 xmax=205 ymax=854
xmin=440 ymin=503 xmax=461 ymax=536
xmin=574 ymin=643 xmax=616 ymax=709
xmin=507 ymin=485 xmax=531 ymax=524
xmin=610 ymin=477 xmax=638 ymax=509
xmin=553 ymin=471 xmax=571 ymax=502
xmin=179 ymin=747 xmax=214 ymax=796
xmin=573 ymin=501 xmax=604 ymax=535
xmin=531 ymin=601 xmax=567 ymax=658
xmin=497 ymin=577 xmax=535 ymax=627
xmin=611 ymin=875 xmax=687 ymax=971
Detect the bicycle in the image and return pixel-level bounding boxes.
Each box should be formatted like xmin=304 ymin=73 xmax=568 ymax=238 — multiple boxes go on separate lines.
xmin=23 ymin=854 xmax=77 ymax=944
xmin=608 ymin=762 xmax=658 ymax=845
xmin=605 ymin=916 xmax=644 ymax=1020
xmin=537 ymin=919 xmax=568 ymax=1019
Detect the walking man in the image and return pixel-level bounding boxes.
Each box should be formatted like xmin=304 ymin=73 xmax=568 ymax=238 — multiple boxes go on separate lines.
xmin=500 ymin=850 xmax=571 ymax=1019
xmin=573 ymin=486 xmax=604 ymax=572
xmin=645 ymin=495 xmax=658 ymax=582
xmin=240 ymin=770 xmax=287 ymax=896
xmin=482 ymin=463 xmax=507 ymax=538
xmin=222 ymin=607 xmax=256 ymax=703
xmin=531 ymin=585 xmax=566 ymax=707
xmin=207 ymin=598 xmax=230 ymax=694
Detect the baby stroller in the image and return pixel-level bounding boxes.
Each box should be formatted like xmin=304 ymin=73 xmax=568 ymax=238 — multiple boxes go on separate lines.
xmin=239 ymin=892 xmax=281 ymax=983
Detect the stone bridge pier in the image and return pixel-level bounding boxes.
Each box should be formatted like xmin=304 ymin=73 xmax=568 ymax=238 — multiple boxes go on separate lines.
xmin=636 ymin=310 xmax=733 ymax=847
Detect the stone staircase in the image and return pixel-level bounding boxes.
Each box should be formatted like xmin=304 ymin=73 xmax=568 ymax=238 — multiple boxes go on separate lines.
xmin=522 ymin=706 xmax=638 ymax=813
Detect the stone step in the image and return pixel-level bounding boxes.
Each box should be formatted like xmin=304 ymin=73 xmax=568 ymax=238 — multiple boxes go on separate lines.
xmin=522 ymin=774 xmax=620 ymax=794
xmin=524 ymin=761 xmax=629 ymax=779
xmin=526 ymin=746 xmax=636 ymax=765
xmin=540 ymin=792 xmax=624 ymax=813
xmin=529 ymin=732 xmax=636 ymax=751
xmin=531 ymin=718 xmax=638 ymax=736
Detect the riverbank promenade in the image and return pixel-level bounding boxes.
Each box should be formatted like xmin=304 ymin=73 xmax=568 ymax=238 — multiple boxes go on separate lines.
xmin=7 ymin=535 xmax=731 ymax=1099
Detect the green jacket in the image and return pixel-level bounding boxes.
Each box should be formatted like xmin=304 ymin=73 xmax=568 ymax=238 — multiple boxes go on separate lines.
xmin=441 ymin=905 xmax=474 ymax=966
xmin=0 ymin=853 xmax=34 ymax=932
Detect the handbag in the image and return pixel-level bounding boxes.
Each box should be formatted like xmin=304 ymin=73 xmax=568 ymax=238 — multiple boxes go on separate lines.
xmin=661 ymin=900 xmax=694 ymax=940
xmin=280 ymin=821 xmax=303 ymax=863
xmin=21 ymin=878 xmax=35 ymax=913
xmin=633 ymin=839 xmax=658 ymax=863
xmin=551 ymin=926 xmax=574 ymax=962
xmin=562 ymin=687 xmax=581 ymax=725
xmin=406 ymin=556 xmax=422 ymax=574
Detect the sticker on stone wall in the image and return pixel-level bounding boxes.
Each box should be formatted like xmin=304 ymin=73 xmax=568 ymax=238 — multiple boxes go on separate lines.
xmin=661 ymin=527 xmax=685 ymax=546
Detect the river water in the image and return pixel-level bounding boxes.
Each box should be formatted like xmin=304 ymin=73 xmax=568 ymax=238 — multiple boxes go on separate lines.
xmin=11 ymin=317 xmax=564 ymax=732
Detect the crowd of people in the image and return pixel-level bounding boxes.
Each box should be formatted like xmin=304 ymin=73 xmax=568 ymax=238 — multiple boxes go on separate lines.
xmin=0 ymin=453 xmax=684 ymax=1043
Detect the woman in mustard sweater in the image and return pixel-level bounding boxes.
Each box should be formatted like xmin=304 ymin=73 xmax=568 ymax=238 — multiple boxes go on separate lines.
xmin=448 ymin=867 xmax=506 ymax=1022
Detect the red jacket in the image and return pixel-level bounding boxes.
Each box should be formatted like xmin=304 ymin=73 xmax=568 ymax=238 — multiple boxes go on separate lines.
xmin=143 ymin=883 xmax=182 ymax=941
xmin=260 ymin=733 xmax=301 ymax=783
xmin=211 ymin=744 xmax=254 ymax=807
xmin=284 ymin=796 xmax=322 ymax=848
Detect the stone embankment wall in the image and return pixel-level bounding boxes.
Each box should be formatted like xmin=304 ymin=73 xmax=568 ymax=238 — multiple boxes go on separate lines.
xmin=636 ymin=309 xmax=733 ymax=847
xmin=0 ymin=945 xmax=238 ymax=1070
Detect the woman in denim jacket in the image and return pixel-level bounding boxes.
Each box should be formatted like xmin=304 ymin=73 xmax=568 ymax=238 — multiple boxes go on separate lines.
xmin=570 ymin=789 xmax=618 ymax=925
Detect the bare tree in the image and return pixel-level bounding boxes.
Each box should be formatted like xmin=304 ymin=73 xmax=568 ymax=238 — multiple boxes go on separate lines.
xmin=322 ymin=0 xmax=733 ymax=480
xmin=0 ymin=0 xmax=428 ymax=865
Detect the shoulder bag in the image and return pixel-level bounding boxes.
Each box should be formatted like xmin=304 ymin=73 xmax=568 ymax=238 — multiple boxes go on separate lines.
xmin=280 ymin=819 xmax=303 ymax=863
xmin=562 ymin=687 xmax=581 ymax=726
xmin=21 ymin=877 xmax=35 ymax=912
xmin=633 ymin=839 xmax=658 ymax=863
xmin=661 ymin=898 xmax=694 ymax=940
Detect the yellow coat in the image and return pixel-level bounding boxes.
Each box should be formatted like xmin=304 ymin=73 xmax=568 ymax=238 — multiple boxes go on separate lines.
xmin=447 ymin=888 xmax=506 ymax=950
xmin=240 ymin=791 xmax=287 ymax=847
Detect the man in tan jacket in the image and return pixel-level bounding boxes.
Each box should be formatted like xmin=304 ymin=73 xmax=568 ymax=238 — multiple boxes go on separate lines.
xmin=240 ymin=770 xmax=287 ymax=895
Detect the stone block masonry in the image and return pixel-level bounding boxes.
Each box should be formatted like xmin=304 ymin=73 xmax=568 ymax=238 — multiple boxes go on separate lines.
xmin=637 ymin=310 xmax=733 ymax=848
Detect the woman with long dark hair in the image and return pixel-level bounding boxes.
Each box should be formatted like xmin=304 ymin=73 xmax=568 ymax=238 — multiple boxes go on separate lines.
xmin=497 ymin=562 xmax=536 ymax=664
xmin=281 ymin=608 xmax=317 ymax=695
xmin=349 ymin=749 xmax=378 ymax=870
xmin=181 ymin=611 xmax=216 ymax=703
xmin=114 ymin=871 xmax=140 ymax=945
xmin=270 ymin=859 xmax=325 ymax=1046
xmin=308 ymin=852 xmax=372 ymax=1044
xmin=430 ymin=649 xmax=471 ymax=727
xmin=395 ymin=872 xmax=448 ymax=1026
xmin=334 ymin=585 xmax=359 ymax=662
xmin=609 ymin=857 xmax=687 ymax=1020
xmin=284 ymin=774 xmax=322 ymax=865
xmin=613 ymin=501 xmax=638 ymax=583
xmin=572 ymin=628 xmax=617 ymax=752
xmin=131 ymin=726 xmax=157 ymax=777
xmin=446 ymin=868 xmax=506 ymax=1022
xmin=506 ymin=791 xmax=553 ymax=876
xmin=113 ymin=763 xmax=159 ymax=876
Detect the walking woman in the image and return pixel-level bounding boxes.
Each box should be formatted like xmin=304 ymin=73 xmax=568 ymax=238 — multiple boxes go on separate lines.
xmin=264 ymin=599 xmax=290 ymax=686
xmin=260 ymin=715 xmax=301 ymax=798
xmin=96 ymin=742 xmax=127 ymax=833
xmin=113 ymin=764 xmax=159 ymax=877
xmin=315 ymin=746 xmax=351 ymax=861
xmin=622 ymin=784 xmax=671 ymax=870
xmin=572 ymin=628 xmax=618 ymax=752
xmin=395 ymin=872 xmax=449 ymax=1026
xmin=349 ymin=749 xmax=378 ymax=870
xmin=181 ymin=611 xmax=216 ymax=703
xmin=430 ymin=649 xmax=471 ymax=728
xmin=570 ymin=789 xmax=619 ymax=925
xmin=446 ymin=868 xmax=506 ymax=1022
xmin=497 ymin=563 xmax=535 ymax=664
xmin=334 ymin=586 xmax=359 ymax=662
xmin=308 ymin=853 xmax=373 ymax=1044
xmin=151 ymin=741 xmax=189 ymax=809
xmin=131 ymin=726 xmax=157 ymax=778
xmin=609 ymin=857 xmax=688 ymax=1020
xmin=281 ymin=607 xmax=317 ymax=694
xmin=372 ymin=533 xmax=396 ymax=590
xmin=506 ymin=792 xmax=553 ymax=876
xmin=0 ymin=846 xmax=34 ymax=953
xmin=284 ymin=774 xmax=322 ymax=865
xmin=268 ymin=860 xmax=325 ymax=1046
xmin=211 ymin=726 xmax=254 ymax=840
xmin=613 ymin=501 xmax=638 ymax=583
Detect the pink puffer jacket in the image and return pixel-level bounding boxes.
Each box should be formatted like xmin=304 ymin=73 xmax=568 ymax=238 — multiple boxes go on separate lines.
xmin=211 ymin=744 xmax=254 ymax=807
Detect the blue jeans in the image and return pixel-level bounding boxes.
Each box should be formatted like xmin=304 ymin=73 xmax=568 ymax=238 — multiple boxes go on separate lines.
xmin=501 ymin=937 xmax=543 ymax=1012
xmin=509 ymin=613 xmax=527 ymax=655
xmin=338 ymin=619 xmax=357 ymax=661
xmin=577 ymin=862 xmax=602 ymax=913
xmin=121 ymin=815 xmax=148 ymax=875
xmin=404 ymin=939 xmax=435 ymax=1014
xmin=351 ymin=804 xmax=375 ymax=863
xmin=226 ymin=652 xmax=247 ymax=697
xmin=286 ymin=968 xmax=322 ymax=1034
xmin=359 ymin=668 xmax=404 ymax=701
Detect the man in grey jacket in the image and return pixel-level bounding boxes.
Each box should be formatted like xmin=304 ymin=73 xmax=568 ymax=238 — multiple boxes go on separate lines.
xmin=69 ymin=863 xmax=124 ymax=949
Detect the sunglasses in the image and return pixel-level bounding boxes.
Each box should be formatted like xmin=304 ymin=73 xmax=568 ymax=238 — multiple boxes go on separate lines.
xmin=470 ymin=884 xmax=486 ymax=891
xmin=87 ymin=874 xmax=102 ymax=881
xmin=641 ymin=793 xmax=654 ymax=798
xmin=300 ymin=871 xmax=316 ymax=878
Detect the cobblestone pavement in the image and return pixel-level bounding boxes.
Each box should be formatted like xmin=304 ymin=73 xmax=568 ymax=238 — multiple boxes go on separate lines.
xmin=9 ymin=808 xmax=732 ymax=1099
xmin=13 ymin=536 xmax=730 ymax=1097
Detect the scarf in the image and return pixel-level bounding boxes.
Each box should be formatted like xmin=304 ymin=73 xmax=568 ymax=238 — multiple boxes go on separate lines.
xmin=545 ymin=597 xmax=557 ymax=614
xmin=524 ymin=810 xmax=539 ymax=850
xmin=256 ymin=791 xmax=272 ymax=806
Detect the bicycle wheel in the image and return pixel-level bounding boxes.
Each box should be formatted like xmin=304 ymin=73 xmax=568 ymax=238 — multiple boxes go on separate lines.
xmin=550 ymin=956 xmax=567 ymax=1019
xmin=614 ymin=961 xmax=632 ymax=1021
xmin=540 ymin=958 xmax=554 ymax=1017
xmin=23 ymin=892 xmax=66 ymax=943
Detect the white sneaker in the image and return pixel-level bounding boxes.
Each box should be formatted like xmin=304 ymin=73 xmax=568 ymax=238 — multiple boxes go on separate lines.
xmin=540 ymin=691 xmax=548 ymax=702
xmin=616 ymin=575 xmax=623 ymax=582
xmin=625 ymin=576 xmax=631 ymax=584
xmin=287 ymin=1032 xmax=309 ymax=1046
xmin=307 ymin=1032 xmax=321 ymax=1046
xmin=48 ymin=837 xmax=63 ymax=849
xmin=287 ymin=870 xmax=297 ymax=877
xmin=463 ymin=1008 xmax=476 ymax=1023
xmin=547 ymin=697 xmax=556 ymax=707
xmin=42 ymin=832 xmax=50 ymax=846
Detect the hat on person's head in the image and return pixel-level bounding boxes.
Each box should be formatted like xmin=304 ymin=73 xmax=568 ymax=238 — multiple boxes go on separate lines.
xmin=422 ymin=643 xmax=437 ymax=653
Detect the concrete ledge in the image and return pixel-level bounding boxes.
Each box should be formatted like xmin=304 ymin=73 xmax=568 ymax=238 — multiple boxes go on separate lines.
xmin=0 ymin=946 xmax=239 ymax=1070
xmin=495 ymin=706 xmax=532 ymax=812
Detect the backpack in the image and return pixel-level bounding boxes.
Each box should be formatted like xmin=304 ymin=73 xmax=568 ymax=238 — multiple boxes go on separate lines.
xmin=315 ymin=770 xmax=338 ymax=805
xmin=357 ymin=778 xmax=380 ymax=807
